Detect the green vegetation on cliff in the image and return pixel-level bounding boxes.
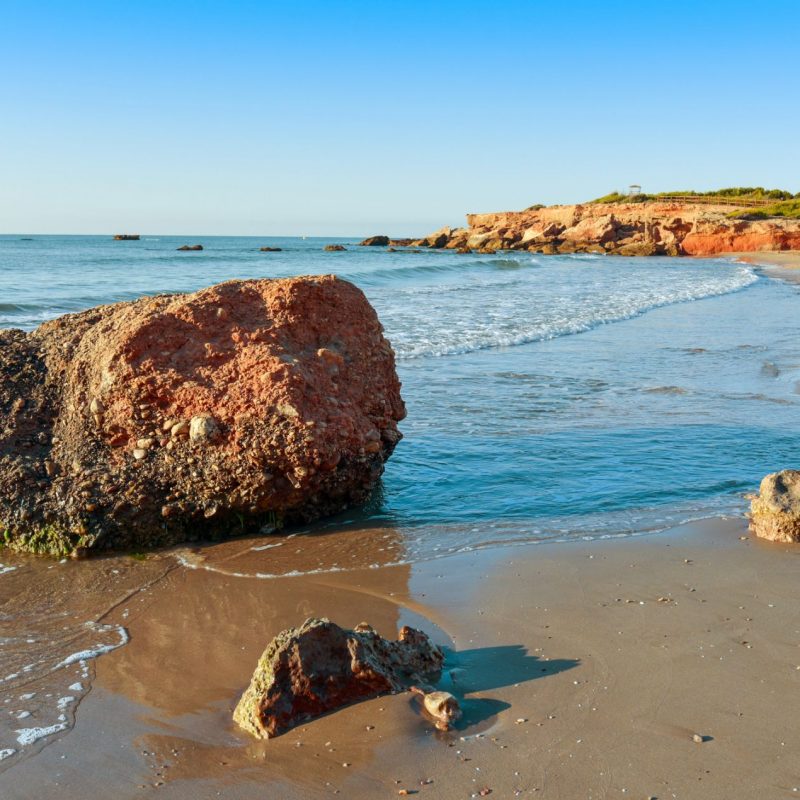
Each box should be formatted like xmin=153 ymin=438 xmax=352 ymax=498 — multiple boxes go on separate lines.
xmin=728 ymin=199 xmax=800 ymax=220
xmin=589 ymin=187 xmax=800 ymax=210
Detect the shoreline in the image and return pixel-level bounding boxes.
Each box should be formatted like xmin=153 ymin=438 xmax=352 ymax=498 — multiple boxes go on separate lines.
xmin=2 ymin=514 xmax=798 ymax=798
xmin=725 ymin=250 xmax=800 ymax=285
xmin=728 ymin=250 xmax=800 ymax=269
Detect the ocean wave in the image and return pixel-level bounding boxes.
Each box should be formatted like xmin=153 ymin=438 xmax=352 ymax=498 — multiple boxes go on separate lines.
xmin=0 ymin=621 xmax=129 ymax=767
xmin=385 ymin=265 xmax=758 ymax=360
xmin=168 ymin=497 xmax=744 ymax=581
xmin=338 ymin=256 xmax=527 ymax=285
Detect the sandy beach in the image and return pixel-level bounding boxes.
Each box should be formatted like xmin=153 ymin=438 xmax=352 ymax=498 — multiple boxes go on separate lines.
xmin=730 ymin=251 xmax=800 ymax=284
xmin=1 ymin=515 xmax=797 ymax=799
xmin=2 ymin=1 xmax=799 ymax=796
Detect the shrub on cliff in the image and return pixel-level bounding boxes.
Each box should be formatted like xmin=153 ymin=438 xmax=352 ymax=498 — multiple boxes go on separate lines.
xmin=728 ymin=200 xmax=800 ymax=220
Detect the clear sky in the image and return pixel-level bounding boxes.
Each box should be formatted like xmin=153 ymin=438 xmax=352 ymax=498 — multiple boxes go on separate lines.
xmin=1 ymin=0 xmax=799 ymax=235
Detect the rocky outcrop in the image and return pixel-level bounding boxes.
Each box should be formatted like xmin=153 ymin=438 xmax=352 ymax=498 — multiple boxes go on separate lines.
xmin=749 ymin=470 xmax=800 ymax=543
xmin=323 ymin=244 xmax=347 ymax=252
xmin=358 ymin=236 xmax=417 ymax=248
xmin=681 ymin=218 xmax=800 ymax=255
xmin=233 ymin=618 xmax=444 ymax=739
xmin=177 ymin=244 xmax=203 ymax=251
xmin=259 ymin=246 xmax=282 ymax=252
xmin=113 ymin=235 xmax=140 ymax=241
xmin=0 ymin=276 xmax=405 ymax=556
xmin=408 ymin=202 xmax=800 ymax=256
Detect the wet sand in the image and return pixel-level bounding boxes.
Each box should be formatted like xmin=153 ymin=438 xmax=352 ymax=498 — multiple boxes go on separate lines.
xmin=1 ymin=515 xmax=798 ymax=798
xmin=730 ymin=251 xmax=800 ymax=285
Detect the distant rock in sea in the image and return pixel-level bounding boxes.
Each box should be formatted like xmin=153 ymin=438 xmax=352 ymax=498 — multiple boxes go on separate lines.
xmin=749 ymin=470 xmax=800 ymax=543
xmin=233 ymin=619 xmax=443 ymax=739
xmin=259 ymin=246 xmax=282 ymax=252
xmin=113 ymin=234 xmax=140 ymax=241
xmin=323 ymin=244 xmax=347 ymax=251
xmin=177 ymin=244 xmax=203 ymax=251
xmin=357 ymin=235 xmax=416 ymax=248
xmin=0 ymin=277 xmax=405 ymax=556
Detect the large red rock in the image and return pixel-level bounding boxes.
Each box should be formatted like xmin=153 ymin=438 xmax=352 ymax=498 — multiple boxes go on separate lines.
xmin=0 ymin=276 xmax=405 ymax=555
xmin=233 ymin=618 xmax=444 ymax=739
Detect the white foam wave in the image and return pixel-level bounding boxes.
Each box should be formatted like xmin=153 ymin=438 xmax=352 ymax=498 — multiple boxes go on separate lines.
xmin=15 ymin=722 xmax=69 ymax=747
xmin=378 ymin=264 xmax=758 ymax=360
xmin=54 ymin=623 xmax=129 ymax=669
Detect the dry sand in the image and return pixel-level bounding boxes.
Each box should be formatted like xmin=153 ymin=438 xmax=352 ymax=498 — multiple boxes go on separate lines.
xmin=1 ymin=515 xmax=798 ymax=799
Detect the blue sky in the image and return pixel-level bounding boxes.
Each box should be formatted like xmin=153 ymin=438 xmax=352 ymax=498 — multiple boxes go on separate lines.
xmin=1 ymin=1 xmax=799 ymax=235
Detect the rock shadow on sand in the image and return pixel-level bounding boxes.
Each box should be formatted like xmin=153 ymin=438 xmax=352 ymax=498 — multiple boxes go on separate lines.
xmin=430 ymin=644 xmax=579 ymax=729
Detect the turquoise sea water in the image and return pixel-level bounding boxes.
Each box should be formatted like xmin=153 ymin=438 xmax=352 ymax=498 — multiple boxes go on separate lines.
xmin=1 ymin=234 xmax=798 ymax=560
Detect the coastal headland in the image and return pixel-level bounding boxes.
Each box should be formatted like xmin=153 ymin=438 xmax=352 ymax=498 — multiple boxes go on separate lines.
xmin=365 ymin=190 xmax=800 ymax=257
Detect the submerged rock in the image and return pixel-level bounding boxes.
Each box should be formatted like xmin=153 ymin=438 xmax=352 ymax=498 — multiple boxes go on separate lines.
xmin=0 ymin=276 xmax=405 ymax=555
xmin=749 ymin=470 xmax=800 ymax=543
xmin=233 ymin=618 xmax=444 ymax=739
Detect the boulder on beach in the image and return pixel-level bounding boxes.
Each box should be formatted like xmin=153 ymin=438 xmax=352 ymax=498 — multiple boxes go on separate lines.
xmin=233 ymin=618 xmax=444 ymax=739
xmin=177 ymin=244 xmax=203 ymax=251
xmin=749 ymin=469 xmax=800 ymax=543
xmin=0 ymin=276 xmax=406 ymax=556
xmin=323 ymin=244 xmax=347 ymax=251
xmin=358 ymin=235 xmax=390 ymax=247
xmin=259 ymin=246 xmax=282 ymax=252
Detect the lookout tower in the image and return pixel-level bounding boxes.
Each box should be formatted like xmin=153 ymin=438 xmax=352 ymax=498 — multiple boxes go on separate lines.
xmin=628 ymin=184 xmax=642 ymax=196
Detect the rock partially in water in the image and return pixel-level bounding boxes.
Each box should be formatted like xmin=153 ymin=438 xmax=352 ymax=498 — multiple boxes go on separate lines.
xmin=0 ymin=276 xmax=405 ymax=555
xmin=323 ymin=244 xmax=347 ymax=252
xmin=233 ymin=618 xmax=444 ymax=739
xmin=358 ymin=235 xmax=390 ymax=247
xmin=749 ymin=470 xmax=800 ymax=543
xmin=259 ymin=246 xmax=282 ymax=252
xmin=176 ymin=244 xmax=203 ymax=251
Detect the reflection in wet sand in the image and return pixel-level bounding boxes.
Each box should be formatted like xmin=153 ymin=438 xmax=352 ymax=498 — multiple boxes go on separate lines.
xmin=1 ymin=520 xmax=566 ymax=797
xmin=94 ymin=522 xmax=424 ymax=793
xmin=0 ymin=522 xmax=433 ymax=795
xmin=0 ymin=552 xmax=173 ymax=769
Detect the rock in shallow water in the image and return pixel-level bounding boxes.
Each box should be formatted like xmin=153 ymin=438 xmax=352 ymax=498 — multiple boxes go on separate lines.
xmin=0 ymin=276 xmax=405 ymax=555
xmin=233 ymin=618 xmax=444 ymax=739
xmin=749 ymin=469 xmax=800 ymax=543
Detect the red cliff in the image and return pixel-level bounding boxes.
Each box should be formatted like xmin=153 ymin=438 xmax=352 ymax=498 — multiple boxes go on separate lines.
xmin=410 ymin=202 xmax=800 ymax=256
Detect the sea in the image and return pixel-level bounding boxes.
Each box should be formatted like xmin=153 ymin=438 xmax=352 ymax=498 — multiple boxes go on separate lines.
xmin=1 ymin=234 xmax=798 ymax=559
xmin=1 ymin=234 xmax=798 ymax=766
